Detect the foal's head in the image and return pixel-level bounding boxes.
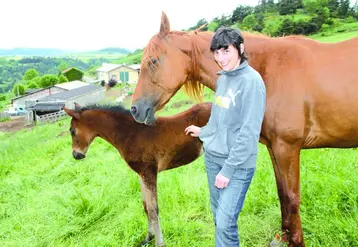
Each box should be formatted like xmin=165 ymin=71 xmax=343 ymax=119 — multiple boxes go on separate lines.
xmin=63 ymin=104 xmax=97 ymax=160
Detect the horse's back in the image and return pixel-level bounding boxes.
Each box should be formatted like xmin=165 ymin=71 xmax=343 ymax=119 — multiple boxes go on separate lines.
xmin=260 ymin=35 xmax=358 ymax=148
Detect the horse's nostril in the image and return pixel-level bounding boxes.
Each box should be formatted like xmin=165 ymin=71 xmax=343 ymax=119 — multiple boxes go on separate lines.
xmin=131 ymin=106 xmax=137 ymax=115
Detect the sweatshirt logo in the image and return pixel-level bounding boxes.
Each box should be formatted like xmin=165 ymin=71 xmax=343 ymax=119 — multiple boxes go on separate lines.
xmin=214 ymin=89 xmax=241 ymax=109
xmin=227 ymin=88 xmax=241 ymax=107
xmin=214 ymin=96 xmax=230 ymax=109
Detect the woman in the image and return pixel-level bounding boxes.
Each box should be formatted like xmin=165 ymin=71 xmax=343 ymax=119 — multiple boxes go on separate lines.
xmin=185 ymin=27 xmax=266 ymax=247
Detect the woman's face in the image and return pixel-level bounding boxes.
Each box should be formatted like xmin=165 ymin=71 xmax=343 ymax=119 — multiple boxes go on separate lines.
xmin=213 ymin=44 xmax=241 ymax=72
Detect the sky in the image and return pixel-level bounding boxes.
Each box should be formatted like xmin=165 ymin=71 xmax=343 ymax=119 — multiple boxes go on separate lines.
xmin=0 ymin=0 xmax=255 ymax=52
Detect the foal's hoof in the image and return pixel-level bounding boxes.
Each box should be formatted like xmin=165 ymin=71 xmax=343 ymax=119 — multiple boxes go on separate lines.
xmin=268 ymin=234 xmax=286 ymax=247
xmin=137 ymin=236 xmax=154 ymax=247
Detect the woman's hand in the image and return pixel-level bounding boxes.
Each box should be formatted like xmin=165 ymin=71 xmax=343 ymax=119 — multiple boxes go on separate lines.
xmin=185 ymin=125 xmax=201 ymax=137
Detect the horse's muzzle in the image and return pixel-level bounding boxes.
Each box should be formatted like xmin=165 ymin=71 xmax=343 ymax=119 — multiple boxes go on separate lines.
xmin=131 ymin=100 xmax=157 ymax=125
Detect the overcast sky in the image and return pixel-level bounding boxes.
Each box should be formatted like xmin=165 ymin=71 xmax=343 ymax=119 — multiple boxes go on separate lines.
xmin=0 ymin=0 xmax=255 ymax=51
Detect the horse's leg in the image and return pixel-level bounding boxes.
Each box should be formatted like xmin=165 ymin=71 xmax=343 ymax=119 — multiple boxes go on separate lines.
xmin=270 ymin=138 xmax=305 ymax=247
xmin=267 ymin=147 xmax=290 ymax=244
xmin=138 ymin=173 xmax=165 ymax=247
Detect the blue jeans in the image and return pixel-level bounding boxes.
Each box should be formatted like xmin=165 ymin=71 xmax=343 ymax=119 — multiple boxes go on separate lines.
xmin=205 ymin=154 xmax=256 ymax=247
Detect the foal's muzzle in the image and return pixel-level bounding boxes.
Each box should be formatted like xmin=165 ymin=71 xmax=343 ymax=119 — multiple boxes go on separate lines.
xmin=72 ymin=150 xmax=85 ymax=160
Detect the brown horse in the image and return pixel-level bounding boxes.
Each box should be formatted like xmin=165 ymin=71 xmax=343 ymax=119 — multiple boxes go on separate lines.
xmin=130 ymin=12 xmax=358 ymax=247
xmin=63 ymin=102 xmax=211 ymax=247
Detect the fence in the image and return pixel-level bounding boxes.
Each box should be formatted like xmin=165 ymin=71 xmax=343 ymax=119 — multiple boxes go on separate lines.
xmin=36 ymin=110 xmax=68 ymax=125
xmin=0 ymin=112 xmax=10 ymax=121
xmin=24 ymin=111 xmax=34 ymax=126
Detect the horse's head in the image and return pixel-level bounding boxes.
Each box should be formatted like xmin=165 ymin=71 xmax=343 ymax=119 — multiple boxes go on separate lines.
xmin=131 ymin=12 xmax=209 ymax=125
xmin=64 ymin=104 xmax=97 ymax=160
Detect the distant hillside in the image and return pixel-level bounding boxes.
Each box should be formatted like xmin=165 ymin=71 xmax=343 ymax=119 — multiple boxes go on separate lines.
xmin=71 ymin=47 xmax=131 ymax=57
xmin=0 ymin=48 xmax=71 ymax=57
xmin=0 ymin=47 xmax=131 ymax=57
xmin=98 ymin=47 xmax=131 ymax=54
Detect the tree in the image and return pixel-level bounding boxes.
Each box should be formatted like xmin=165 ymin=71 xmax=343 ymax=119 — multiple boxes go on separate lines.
xmin=208 ymin=21 xmax=219 ymax=31
xmin=13 ymin=84 xmax=26 ymax=96
xmin=27 ymin=76 xmax=42 ymax=87
xmin=337 ymin=0 xmax=352 ymax=17
xmin=303 ymin=0 xmax=328 ymax=14
xmin=232 ymin=5 xmax=254 ymax=23
xmin=27 ymin=81 xmax=39 ymax=89
xmin=40 ymin=74 xmax=59 ymax=88
xmin=327 ymin=0 xmax=340 ymax=16
xmin=58 ymin=61 xmax=69 ymax=72
xmin=242 ymin=14 xmax=259 ymax=31
xmin=278 ymin=0 xmax=299 ymax=15
xmin=23 ymin=69 xmax=39 ymax=81
xmin=188 ymin=18 xmax=208 ymax=31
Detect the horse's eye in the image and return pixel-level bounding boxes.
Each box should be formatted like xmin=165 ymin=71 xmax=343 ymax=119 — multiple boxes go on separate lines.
xmin=148 ymin=57 xmax=159 ymax=67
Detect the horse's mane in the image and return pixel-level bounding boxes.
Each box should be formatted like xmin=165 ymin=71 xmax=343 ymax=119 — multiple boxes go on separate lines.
xmin=81 ymin=103 xmax=130 ymax=115
xmin=143 ymin=30 xmax=206 ymax=102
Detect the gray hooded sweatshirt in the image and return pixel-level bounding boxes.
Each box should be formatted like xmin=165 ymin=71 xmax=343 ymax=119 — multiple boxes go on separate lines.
xmin=199 ymin=60 xmax=266 ymax=179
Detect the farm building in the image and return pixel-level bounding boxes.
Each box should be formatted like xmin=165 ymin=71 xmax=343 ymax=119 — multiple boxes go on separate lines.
xmin=36 ymin=84 xmax=105 ymax=109
xmin=96 ymin=63 xmax=139 ymax=84
xmin=27 ymin=84 xmax=105 ymax=124
xmin=61 ymin=67 xmax=84 ymax=81
xmin=11 ymin=81 xmax=89 ymax=108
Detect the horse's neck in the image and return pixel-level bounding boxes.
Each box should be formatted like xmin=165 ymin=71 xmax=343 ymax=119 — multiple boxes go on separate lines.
xmin=195 ymin=34 xmax=219 ymax=91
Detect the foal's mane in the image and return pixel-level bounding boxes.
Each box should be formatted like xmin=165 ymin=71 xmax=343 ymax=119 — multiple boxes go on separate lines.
xmin=143 ymin=30 xmax=206 ymax=101
xmin=81 ymin=103 xmax=130 ymax=115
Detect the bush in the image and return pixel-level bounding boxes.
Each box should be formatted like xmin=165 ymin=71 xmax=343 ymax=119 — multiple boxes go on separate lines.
xmin=0 ymin=94 xmax=6 ymax=101
xmin=58 ymin=75 xmax=69 ymax=83
xmin=27 ymin=76 xmax=42 ymax=86
xmin=108 ymin=78 xmax=118 ymax=88
xmin=27 ymin=81 xmax=39 ymax=89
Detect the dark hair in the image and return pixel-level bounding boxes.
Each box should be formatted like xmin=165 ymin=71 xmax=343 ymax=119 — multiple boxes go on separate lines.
xmin=210 ymin=27 xmax=248 ymax=62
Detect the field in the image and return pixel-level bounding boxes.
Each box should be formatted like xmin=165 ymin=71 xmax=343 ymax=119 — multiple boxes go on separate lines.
xmin=1 ymin=31 xmax=358 ymax=247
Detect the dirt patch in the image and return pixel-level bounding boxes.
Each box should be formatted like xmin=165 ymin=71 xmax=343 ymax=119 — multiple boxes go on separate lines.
xmin=0 ymin=116 xmax=30 ymax=133
xmin=105 ymin=88 xmax=125 ymax=100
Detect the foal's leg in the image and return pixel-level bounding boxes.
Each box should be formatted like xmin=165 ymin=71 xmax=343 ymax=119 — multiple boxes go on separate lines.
xmin=270 ymin=138 xmax=305 ymax=247
xmin=138 ymin=172 xmax=165 ymax=247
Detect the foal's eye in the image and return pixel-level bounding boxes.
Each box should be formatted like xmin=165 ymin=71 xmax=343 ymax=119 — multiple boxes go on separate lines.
xmin=69 ymin=128 xmax=76 ymax=136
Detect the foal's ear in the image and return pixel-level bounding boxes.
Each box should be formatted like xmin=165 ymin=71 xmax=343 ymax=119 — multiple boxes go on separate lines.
xmin=74 ymin=102 xmax=82 ymax=111
xmin=63 ymin=106 xmax=80 ymax=120
xmin=159 ymin=11 xmax=170 ymax=36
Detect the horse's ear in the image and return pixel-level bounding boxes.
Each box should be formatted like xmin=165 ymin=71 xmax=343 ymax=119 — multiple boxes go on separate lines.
xmin=159 ymin=11 xmax=170 ymax=36
xmin=63 ymin=106 xmax=80 ymax=120
xmin=74 ymin=102 xmax=82 ymax=111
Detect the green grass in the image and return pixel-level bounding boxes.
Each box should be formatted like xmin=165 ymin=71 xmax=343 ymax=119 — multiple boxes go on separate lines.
xmin=311 ymin=30 xmax=358 ymax=43
xmin=1 ymin=88 xmax=358 ymax=246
